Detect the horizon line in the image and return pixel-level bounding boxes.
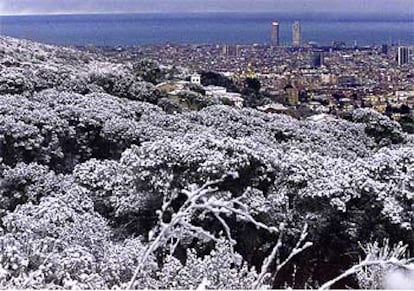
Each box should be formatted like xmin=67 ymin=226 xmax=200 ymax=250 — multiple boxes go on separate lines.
xmin=1 ymin=10 xmax=413 ymax=17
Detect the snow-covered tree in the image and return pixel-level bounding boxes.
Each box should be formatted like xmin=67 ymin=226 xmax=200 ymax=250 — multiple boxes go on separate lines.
xmin=0 ymin=36 xmax=412 ymax=289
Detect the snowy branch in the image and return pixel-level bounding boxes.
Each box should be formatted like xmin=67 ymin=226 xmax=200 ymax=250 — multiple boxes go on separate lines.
xmin=319 ymin=240 xmax=414 ymax=290
xmin=319 ymin=258 xmax=414 ymax=290
xmin=127 ymin=175 xmax=279 ymax=289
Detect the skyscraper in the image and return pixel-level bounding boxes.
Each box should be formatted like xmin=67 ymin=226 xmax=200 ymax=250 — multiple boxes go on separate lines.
xmin=397 ymin=46 xmax=409 ymax=66
xmin=292 ymin=21 xmax=301 ymax=47
xmin=221 ymin=44 xmax=228 ymax=56
xmin=381 ymin=44 xmax=388 ymax=55
xmin=312 ymin=50 xmax=324 ymax=68
xmin=271 ymin=21 xmax=280 ymax=47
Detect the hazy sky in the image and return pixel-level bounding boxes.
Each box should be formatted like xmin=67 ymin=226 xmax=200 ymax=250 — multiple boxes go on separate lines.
xmin=0 ymin=0 xmax=413 ymax=15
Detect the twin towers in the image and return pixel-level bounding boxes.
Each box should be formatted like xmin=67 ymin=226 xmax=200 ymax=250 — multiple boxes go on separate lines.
xmin=271 ymin=20 xmax=301 ymax=47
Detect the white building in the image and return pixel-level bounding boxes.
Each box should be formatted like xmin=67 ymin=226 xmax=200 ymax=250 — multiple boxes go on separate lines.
xmin=395 ymin=90 xmax=414 ymax=102
xmin=307 ymin=113 xmax=336 ymax=123
xmin=190 ymin=73 xmax=201 ymax=85
xmin=257 ymin=103 xmax=289 ymax=113
xmin=204 ymin=85 xmax=227 ymax=97
xmin=397 ymin=46 xmax=409 ymax=66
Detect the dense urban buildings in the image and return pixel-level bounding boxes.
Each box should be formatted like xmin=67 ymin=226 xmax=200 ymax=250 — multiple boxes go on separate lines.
xmin=93 ymin=39 xmax=413 ymax=131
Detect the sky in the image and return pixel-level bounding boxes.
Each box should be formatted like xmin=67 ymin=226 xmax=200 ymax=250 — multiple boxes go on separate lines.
xmin=0 ymin=0 xmax=413 ymax=16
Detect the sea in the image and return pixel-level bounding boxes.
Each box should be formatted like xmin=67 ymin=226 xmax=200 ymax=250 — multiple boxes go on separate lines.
xmin=0 ymin=12 xmax=413 ymax=47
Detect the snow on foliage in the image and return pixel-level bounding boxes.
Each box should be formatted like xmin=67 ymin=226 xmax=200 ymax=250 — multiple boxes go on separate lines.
xmin=155 ymin=240 xmax=259 ymax=289
xmin=0 ymin=36 xmax=163 ymax=102
xmin=0 ymin=36 xmax=413 ymax=289
xmin=352 ymin=108 xmax=405 ymax=145
xmin=0 ymin=89 xmax=161 ymax=172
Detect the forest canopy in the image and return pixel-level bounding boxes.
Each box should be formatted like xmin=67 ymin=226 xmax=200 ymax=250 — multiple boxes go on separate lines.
xmin=0 ymin=36 xmax=413 ymax=289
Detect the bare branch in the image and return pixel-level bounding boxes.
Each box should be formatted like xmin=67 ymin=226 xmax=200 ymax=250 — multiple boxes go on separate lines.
xmin=272 ymin=223 xmax=313 ymax=282
xmin=127 ymin=173 xmax=302 ymax=289
xmin=253 ymin=232 xmax=283 ymax=289
xmin=253 ymin=223 xmax=313 ymax=289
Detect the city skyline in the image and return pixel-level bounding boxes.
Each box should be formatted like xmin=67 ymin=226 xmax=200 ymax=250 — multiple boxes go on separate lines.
xmin=1 ymin=0 xmax=413 ymax=16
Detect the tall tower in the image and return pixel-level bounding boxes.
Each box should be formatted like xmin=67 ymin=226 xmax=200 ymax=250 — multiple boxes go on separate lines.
xmin=292 ymin=21 xmax=301 ymax=47
xmin=397 ymin=46 xmax=409 ymax=66
xmin=381 ymin=44 xmax=388 ymax=55
xmin=271 ymin=21 xmax=280 ymax=47
xmin=312 ymin=50 xmax=324 ymax=68
xmin=221 ymin=45 xmax=228 ymax=56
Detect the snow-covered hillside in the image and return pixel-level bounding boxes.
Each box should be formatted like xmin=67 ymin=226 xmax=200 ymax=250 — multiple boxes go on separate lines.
xmin=0 ymin=36 xmax=413 ymax=289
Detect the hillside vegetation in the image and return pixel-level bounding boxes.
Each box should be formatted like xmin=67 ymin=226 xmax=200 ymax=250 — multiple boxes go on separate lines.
xmin=0 ymin=36 xmax=413 ymax=289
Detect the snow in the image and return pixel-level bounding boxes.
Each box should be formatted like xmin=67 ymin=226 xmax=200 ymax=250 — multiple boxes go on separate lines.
xmin=0 ymin=35 xmax=412 ymax=289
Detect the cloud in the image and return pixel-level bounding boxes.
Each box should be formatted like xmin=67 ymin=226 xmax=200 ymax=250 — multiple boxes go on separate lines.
xmin=0 ymin=0 xmax=413 ymax=15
